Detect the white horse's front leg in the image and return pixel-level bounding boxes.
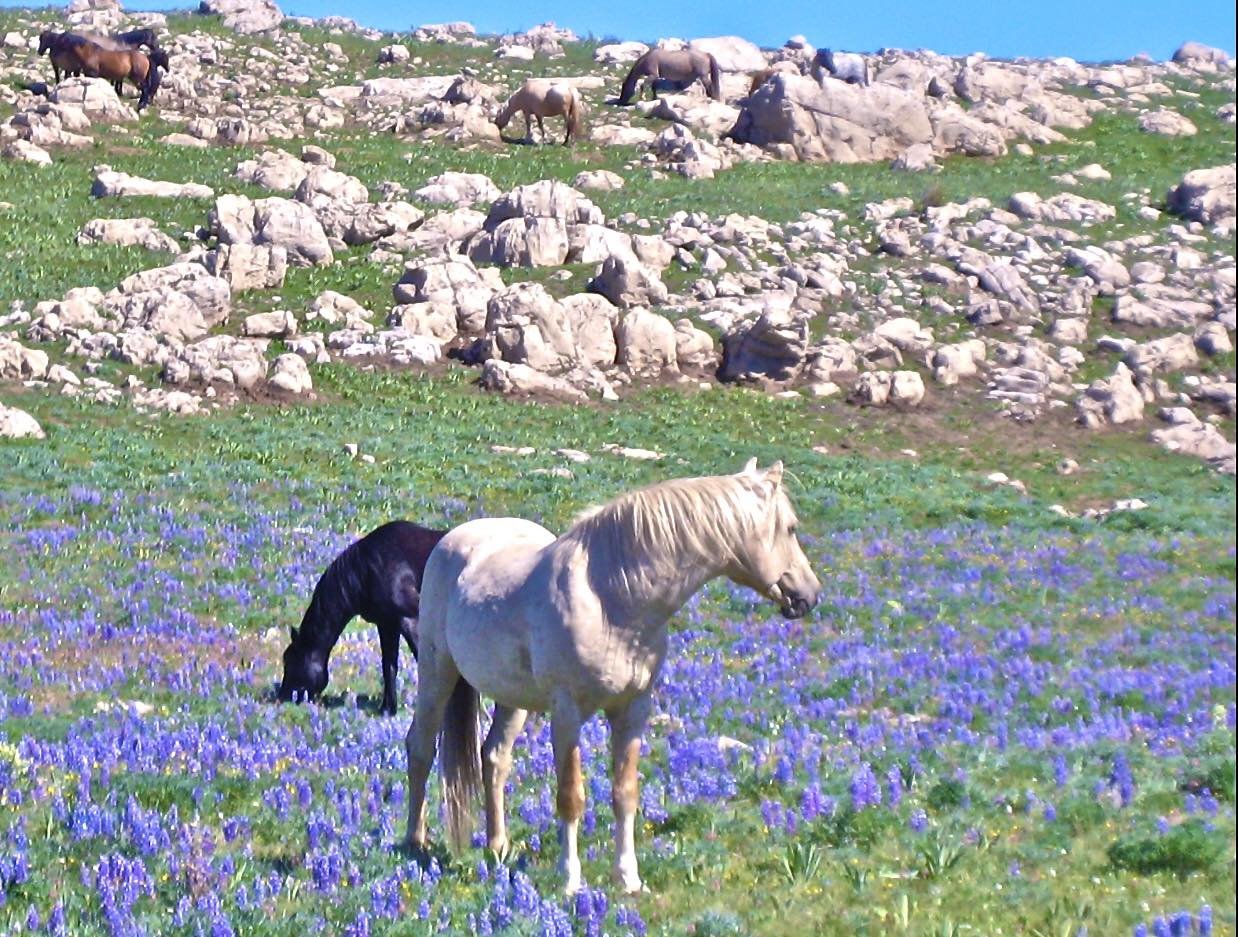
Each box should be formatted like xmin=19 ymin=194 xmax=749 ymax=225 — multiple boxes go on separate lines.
xmin=607 ymin=693 xmax=653 ymax=893
xmin=551 ymin=694 xmax=586 ymax=894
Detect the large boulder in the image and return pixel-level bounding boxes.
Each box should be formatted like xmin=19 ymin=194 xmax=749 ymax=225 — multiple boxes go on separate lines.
xmin=114 ymin=263 xmax=232 ymax=326
xmin=484 ymin=283 xmax=578 ymax=373
xmin=92 ymin=169 xmax=214 ymax=199
xmin=468 ymin=216 xmax=570 ymax=267
xmin=198 ymin=0 xmax=283 ymax=34
xmin=235 ymin=150 xmax=310 ymax=192
xmin=687 ymin=36 xmax=766 ymax=73
xmin=616 ymin=309 xmax=678 ymax=377
xmin=719 ymin=308 xmax=810 ymax=382
xmin=0 ymin=337 xmax=50 ymax=381
xmin=414 ymin=172 xmax=501 ymax=206
xmin=250 ymin=198 xmax=332 ymax=267
xmin=466 ymin=180 xmax=604 ymax=268
xmin=587 ymin=256 xmax=668 ymax=310
xmin=77 ymin=218 xmax=179 ymax=252
xmin=560 ymin=294 xmax=618 ymax=368
xmin=1077 ymin=363 xmax=1145 ymax=428
xmin=50 ymin=77 xmax=137 ymax=123
xmin=1168 ymin=165 xmax=1236 ymax=225
xmin=393 ymin=254 xmax=499 ymax=333
xmin=730 ymin=72 xmax=933 ymax=163
xmin=480 ymin=360 xmax=586 ymax=403
xmin=1172 ymin=41 xmax=1233 ymax=68
xmin=0 ymin=404 xmax=44 ymax=440
xmin=203 ymin=243 xmax=288 ymax=290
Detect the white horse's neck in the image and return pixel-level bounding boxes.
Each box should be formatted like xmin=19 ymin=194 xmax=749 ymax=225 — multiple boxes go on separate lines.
xmin=564 ymin=485 xmax=747 ymax=632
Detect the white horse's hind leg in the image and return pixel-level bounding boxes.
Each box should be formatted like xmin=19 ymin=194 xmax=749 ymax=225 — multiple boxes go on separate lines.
xmin=607 ymin=693 xmax=652 ymax=893
xmin=551 ymin=693 xmax=587 ymax=894
xmin=482 ymin=704 xmax=528 ymax=854
xmin=404 ymin=656 xmax=460 ymax=850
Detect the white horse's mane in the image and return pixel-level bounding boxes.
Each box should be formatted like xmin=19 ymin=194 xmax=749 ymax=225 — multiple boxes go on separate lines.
xmin=564 ymin=473 xmax=795 ymax=574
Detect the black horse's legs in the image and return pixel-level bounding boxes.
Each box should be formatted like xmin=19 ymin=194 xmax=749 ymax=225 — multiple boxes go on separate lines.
xmin=396 ymin=617 xmax=418 ymax=659
xmin=378 ymin=622 xmax=400 ymax=716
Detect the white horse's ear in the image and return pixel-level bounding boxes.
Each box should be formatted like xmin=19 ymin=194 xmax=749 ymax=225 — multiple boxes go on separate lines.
xmin=741 ymin=457 xmax=759 ymax=475
xmin=762 ymin=460 xmax=785 ymax=492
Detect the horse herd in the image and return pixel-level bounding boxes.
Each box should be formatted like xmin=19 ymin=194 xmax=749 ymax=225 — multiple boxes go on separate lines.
xmin=32 ymin=24 xmax=865 ymax=145
xmin=278 ymin=460 xmax=822 ymax=894
xmin=496 ymin=44 xmax=869 ymax=146
xmin=37 ymin=27 xmax=168 ymax=110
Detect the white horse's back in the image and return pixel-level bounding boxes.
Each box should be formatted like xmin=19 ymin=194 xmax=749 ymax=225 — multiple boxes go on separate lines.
xmin=421 ymin=517 xmax=557 ymax=709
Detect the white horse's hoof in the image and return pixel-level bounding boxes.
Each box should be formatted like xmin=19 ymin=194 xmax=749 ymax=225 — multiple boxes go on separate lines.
xmin=611 ymin=866 xmax=645 ymax=894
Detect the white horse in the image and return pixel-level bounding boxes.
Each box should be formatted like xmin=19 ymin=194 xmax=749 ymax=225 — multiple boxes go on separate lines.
xmin=813 ymin=48 xmax=870 ymax=87
xmin=403 ymin=459 xmax=821 ymax=894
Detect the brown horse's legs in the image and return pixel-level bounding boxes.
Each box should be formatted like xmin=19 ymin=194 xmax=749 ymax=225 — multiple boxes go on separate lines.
xmin=482 ymin=704 xmax=528 ymax=854
xmin=552 ymin=694 xmax=586 ymax=894
xmin=536 ymin=115 xmax=546 ymax=145
xmin=607 ymin=692 xmax=652 ymax=894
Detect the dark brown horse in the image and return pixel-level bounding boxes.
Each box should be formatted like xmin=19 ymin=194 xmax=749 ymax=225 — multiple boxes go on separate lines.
xmin=37 ymin=31 xmax=85 ymax=84
xmin=617 ymin=47 xmax=721 ymax=105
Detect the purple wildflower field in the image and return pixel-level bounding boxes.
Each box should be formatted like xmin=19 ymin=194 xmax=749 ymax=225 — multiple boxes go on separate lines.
xmin=0 ymin=479 xmax=1233 ymax=936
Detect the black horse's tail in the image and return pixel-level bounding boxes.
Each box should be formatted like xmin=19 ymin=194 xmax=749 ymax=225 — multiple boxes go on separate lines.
xmin=618 ymin=53 xmax=647 ymax=105
xmin=708 ymin=53 xmax=722 ymax=101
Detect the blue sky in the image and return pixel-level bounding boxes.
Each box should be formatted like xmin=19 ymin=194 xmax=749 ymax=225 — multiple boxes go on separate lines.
xmin=5 ymin=0 xmax=1234 ymax=62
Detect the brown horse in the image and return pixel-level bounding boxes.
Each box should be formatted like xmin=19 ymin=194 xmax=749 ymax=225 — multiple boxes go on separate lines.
xmin=494 ymin=78 xmax=583 ymax=145
xmin=747 ymin=62 xmax=801 ymax=96
xmin=55 ymin=37 xmax=161 ymax=110
xmin=617 ymin=48 xmax=721 ymax=105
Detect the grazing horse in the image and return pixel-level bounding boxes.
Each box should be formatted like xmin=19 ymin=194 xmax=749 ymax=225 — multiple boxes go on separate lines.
xmin=813 ymin=48 xmax=870 ymax=86
xmin=494 ymin=78 xmax=583 ymax=145
xmin=403 ymin=460 xmax=821 ymax=894
xmin=278 ymin=521 xmax=447 ymax=716
xmin=617 ymin=47 xmax=721 ymax=105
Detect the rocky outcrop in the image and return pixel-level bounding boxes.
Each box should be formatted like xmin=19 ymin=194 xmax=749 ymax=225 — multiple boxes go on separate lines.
xmin=731 ymin=73 xmax=933 ymax=163
xmin=198 ymin=0 xmax=283 ymax=34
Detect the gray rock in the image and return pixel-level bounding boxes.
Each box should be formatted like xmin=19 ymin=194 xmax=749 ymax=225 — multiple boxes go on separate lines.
xmin=587 ymin=256 xmax=668 ymax=309
xmin=0 ymin=404 xmax=44 ymax=439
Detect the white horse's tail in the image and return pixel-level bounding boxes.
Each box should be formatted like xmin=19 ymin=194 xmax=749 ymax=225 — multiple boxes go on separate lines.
xmin=440 ymin=678 xmax=482 ymax=852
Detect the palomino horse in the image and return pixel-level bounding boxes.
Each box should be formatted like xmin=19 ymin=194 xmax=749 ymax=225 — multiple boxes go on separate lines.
xmin=617 ymin=47 xmax=721 ymax=105
xmin=494 ymin=78 xmax=583 ymax=145
xmin=403 ymin=459 xmax=821 ymax=894
xmin=278 ymin=521 xmax=447 ymax=716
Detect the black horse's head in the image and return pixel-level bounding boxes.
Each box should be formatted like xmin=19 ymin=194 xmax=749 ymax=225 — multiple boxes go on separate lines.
xmin=38 ymin=31 xmax=57 ymax=55
xmin=277 ymin=626 xmax=329 ymax=703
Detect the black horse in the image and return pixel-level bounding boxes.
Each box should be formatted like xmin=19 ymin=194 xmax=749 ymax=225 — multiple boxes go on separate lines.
xmin=112 ymin=28 xmax=161 ymax=52
xmin=277 ymin=521 xmax=447 ymax=716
